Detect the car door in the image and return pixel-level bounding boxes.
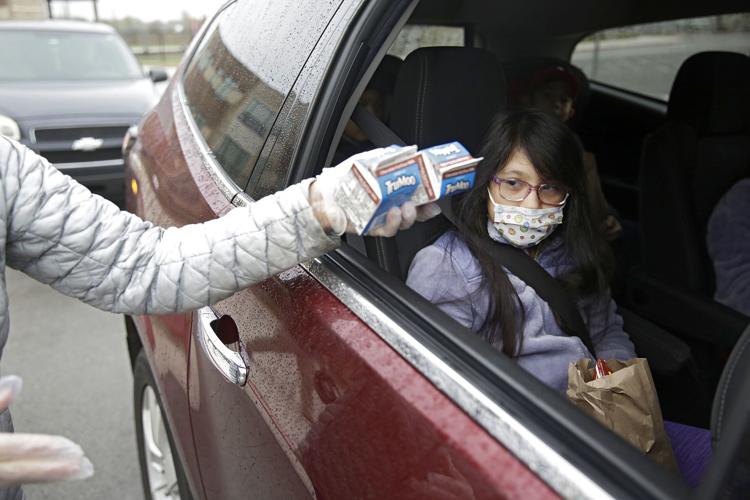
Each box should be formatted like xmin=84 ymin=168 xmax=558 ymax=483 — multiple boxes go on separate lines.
xmin=178 ymin=1 xmax=352 ymax=498
xmin=178 ymin=1 xmax=570 ymax=499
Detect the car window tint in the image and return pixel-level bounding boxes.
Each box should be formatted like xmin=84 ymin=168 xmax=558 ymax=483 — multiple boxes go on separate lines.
xmin=571 ymin=13 xmax=750 ymax=101
xmin=182 ymin=0 xmax=343 ymax=189
xmin=388 ymin=25 xmax=465 ymax=59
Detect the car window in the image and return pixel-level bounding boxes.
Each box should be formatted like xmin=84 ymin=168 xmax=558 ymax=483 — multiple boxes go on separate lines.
xmin=182 ymin=0 xmax=343 ymax=190
xmin=387 ymin=24 xmax=465 ymax=59
xmin=0 ymin=30 xmax=142 ymax=81
xmin=571 ymin=13 xmax=750 ymax=101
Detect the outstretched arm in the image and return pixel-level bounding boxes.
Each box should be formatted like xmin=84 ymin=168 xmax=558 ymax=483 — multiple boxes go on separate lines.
xmin=2 ymin=137 xmax=338 ymax=315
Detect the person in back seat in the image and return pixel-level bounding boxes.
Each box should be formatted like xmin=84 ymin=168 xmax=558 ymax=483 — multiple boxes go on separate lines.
xmin=406 ymin=110 xmax=635 ymax=393
xmin=707 ymin=178 xmax=750 ymax=317
xmin=512 ymin=62 xmax=622 ymax=241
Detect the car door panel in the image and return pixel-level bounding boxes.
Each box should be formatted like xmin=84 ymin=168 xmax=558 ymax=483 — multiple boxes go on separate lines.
xmin=188 ymin=302 xmax=314 ymax=499
xmin=189 ymin=263 xmax=558 ymax=499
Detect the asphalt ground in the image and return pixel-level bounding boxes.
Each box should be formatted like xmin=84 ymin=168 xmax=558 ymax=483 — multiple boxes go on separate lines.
xmin=2 ymin=269 xmax=142 ymax=500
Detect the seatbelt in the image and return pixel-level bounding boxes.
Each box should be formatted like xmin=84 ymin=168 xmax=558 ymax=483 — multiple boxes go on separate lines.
xmin=473 ymin=237 xmax=596 ymax=356
xmin=352 ymin=105 xmax=597 ymax=355
xmin=352 ymin=104 xmax=407 ymax=147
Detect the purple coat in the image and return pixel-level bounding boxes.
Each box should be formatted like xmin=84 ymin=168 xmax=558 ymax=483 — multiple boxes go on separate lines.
xmin=406 ymin=224 xmax=635 ymax=393
xmin=707 ymin=178 xmax=750 ymax=317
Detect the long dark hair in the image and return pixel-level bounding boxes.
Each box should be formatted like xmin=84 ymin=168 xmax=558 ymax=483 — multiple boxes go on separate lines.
xmin=448 ymin=110 xmax=612 ymax=357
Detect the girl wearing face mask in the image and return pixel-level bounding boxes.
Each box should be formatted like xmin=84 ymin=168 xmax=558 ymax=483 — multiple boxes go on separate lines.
xmin=406 ymin=110 xmax=635 ymax=392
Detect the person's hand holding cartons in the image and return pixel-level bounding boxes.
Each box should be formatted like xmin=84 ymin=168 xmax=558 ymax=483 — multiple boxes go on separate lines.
xmin=330 ymin=142 xmax=481 ymax=235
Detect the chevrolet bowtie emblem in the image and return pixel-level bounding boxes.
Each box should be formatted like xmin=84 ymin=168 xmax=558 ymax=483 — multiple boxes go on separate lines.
xmin=72 ymin=137 xmax=104 ymax=152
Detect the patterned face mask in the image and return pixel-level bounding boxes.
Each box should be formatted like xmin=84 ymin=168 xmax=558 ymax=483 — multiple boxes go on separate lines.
xmin=487 ymin=188 xmax=565 ymax=248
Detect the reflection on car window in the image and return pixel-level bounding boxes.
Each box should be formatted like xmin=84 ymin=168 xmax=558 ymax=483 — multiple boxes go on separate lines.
xmin=571 ymin=13 xmax=750 ymax=101
xmin=388 ymin=25 xmax=465 ymax=59
xmin=182 ymin=0 xmax=343 ymax=190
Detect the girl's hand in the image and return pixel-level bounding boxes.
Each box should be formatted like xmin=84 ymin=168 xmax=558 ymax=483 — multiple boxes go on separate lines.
xmin=603 ymin=215 xmax=622 ymax=241
xmin=0 ymin=376 xmax=94 ymax=487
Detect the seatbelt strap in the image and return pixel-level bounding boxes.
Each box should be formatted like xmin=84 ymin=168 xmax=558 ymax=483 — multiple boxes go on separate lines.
xmin=352 ymin=104 xmax=407 ymax=147
xmin=351 ymin=105 xmax=596 ymax=356
xmin=475 ymin=239 xmax=596 ymax=355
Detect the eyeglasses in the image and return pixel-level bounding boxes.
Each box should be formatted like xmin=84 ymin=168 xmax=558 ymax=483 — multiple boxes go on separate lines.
xmin=491 ymin=175 xmax=569 ymax=206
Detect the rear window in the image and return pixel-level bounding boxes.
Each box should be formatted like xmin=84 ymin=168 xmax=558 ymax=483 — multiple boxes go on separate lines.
xmin=571 ymin=13 xmax=750 ymax=101
xmin=182 ymin=0 xmax=341 ymax=190
xmin=387 ymin=24 xmax=465 ymax=59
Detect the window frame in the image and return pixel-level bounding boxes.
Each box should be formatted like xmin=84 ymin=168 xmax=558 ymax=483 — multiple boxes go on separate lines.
xmin=175 ymin=0 xmax=242 ymax=204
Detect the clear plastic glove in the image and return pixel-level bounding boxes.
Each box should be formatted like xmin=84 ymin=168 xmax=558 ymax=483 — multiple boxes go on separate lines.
xmin=309 ymin=159 xmax=441 ymax=237
xmin=0 ymin=376 xmax=93 ymax=487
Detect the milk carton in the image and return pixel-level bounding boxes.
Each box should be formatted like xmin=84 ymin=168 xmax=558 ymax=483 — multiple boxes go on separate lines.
xmin=422 ymin=142 xmax=479 ymax=200
xmin=333 ymin=141 xmax=481 ymax=234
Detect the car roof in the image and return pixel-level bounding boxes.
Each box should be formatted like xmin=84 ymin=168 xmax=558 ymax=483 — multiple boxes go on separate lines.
xmin=0 ymin=20 xmax=116 ymax=34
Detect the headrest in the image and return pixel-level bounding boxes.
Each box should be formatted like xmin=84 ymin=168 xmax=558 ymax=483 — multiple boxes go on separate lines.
xmin=390 ymin=47 xmax=506 ymax=154
xmin=669 ymin=51 xmax=750 ymax=135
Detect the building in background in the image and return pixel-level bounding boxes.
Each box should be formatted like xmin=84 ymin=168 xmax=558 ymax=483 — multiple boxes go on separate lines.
xmin=0 ymin=0 xmax=49 ymax=20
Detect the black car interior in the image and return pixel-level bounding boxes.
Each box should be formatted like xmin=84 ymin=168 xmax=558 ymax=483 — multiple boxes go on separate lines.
xmin=327 ymin=0 xmax=749 ymax=492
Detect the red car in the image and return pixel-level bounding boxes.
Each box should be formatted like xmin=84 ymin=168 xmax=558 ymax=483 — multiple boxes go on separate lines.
xmin=123 ymin=0 xmax=750 ymax=499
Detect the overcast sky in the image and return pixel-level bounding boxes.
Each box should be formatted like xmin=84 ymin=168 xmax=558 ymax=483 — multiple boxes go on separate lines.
xmin=51 ymin=0 xmax=226 ymax=22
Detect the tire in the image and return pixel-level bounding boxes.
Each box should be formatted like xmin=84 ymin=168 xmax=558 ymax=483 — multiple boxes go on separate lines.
xmin=133 ymin=350 xmax=194 ymax=500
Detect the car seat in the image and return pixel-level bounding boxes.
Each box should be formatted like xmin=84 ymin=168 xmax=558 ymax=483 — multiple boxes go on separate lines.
xmin=632 ymin=51 xmax=750 ymax=346
xmin=640 ymin=51 xmax=750 ymax=296
xmin=367 ymin=46 xmax=506 ymax=279
xmin=373 ymin=54 xmax=403 ymax=123
xmin=696 ymin=322 xmax=750 ymax=496
xmin=390 ymin=47 xmax=506 ymax=155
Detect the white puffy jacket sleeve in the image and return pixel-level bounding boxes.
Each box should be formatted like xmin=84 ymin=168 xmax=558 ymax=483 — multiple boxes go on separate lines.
xmin=1 ymin=137 xmax=339 ymax=314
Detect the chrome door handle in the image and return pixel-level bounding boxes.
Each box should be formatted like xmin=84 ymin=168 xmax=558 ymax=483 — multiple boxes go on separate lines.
xmin=196 ymin=307 xmax=249 ymax=386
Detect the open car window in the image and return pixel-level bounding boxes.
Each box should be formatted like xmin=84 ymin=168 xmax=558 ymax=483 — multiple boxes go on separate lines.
xmin=299 ymin=1 xmax=750 ymax=497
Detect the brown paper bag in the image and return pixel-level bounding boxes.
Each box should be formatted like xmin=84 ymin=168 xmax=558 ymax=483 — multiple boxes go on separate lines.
xmin=567 ymin=358 xmax=678 ymax=471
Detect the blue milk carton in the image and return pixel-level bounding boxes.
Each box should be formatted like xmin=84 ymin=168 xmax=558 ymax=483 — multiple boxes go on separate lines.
xmin=333 ymin=142 xmax=481 ymax=235
xmin=420 ymin=142 xmax=479 ymax=200
xmin=333 ymin=145 xmax=422 ymax=234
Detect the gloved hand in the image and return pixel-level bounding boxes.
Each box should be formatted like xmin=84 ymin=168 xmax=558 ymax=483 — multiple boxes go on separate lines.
xmin=0 ymin=376 xmax=93 ymax=487
xmin=309 ymin=156 xmax=441 ymax=237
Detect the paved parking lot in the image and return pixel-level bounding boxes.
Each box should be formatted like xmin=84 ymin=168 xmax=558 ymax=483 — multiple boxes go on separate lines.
xmin=3 ymin=269 xmax=141 ymax=500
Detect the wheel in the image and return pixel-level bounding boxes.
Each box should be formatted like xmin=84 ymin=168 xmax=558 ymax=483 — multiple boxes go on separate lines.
xmin=133 ymin=350 xmax=193 ymax=500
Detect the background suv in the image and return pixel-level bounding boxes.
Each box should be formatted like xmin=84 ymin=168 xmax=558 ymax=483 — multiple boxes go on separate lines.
xmin=0 ymin=20 xmax=167 ymax=207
